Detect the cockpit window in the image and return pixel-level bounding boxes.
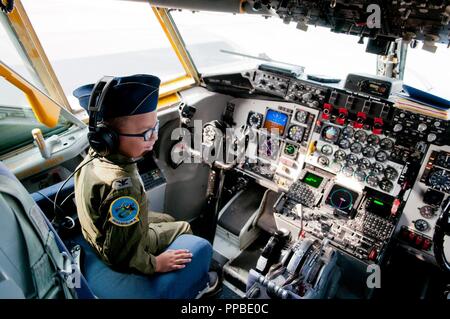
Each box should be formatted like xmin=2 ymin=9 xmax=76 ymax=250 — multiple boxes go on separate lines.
xmin=0 ymin=12 xmax=46 ymax=99
xmin=170 ymin=10 xmax=377 ymax=79
xmin=0 ymin=12 xmax=67 ymax=157
xmin=21 ymin=0 xmax=187 ymax=111
xmin=403 ymin=43 xmax=450 ymax=100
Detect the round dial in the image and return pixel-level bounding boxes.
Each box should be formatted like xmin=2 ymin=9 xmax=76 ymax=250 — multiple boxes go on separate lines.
xmin=203 ymin=125 xmax=216 ymax=144
xmin=295 ymin=110 xmax=308 ymax=123
xmin=334 ymin=150 xmax=347 ymax=162
xmin=328 ymin=188 xmax=354 ymax=211
xmin=288 ymin=125 xmax=305 ymax=142
xmin=321 ymin=125 xmax=340 ymax=143
xmin=367 ymin=174 xmax=379 ymax=187
xmin=342 ymin=126 xmax=354 ymax=138
xmin=342 ymin=166 xmax=355 ymax=177
xmin=362 ymin=146 xmax=375 ymax=158
xmin=284 ymin=143 xmax=298 ymax=157
xmin=248 ymin=112 xmax=263 ymax=128
xmin=380 ymin=138 xmax=394 ymax=151
xmin=321 ymin=144 xmax=333 ymax=156
xmin=355 ymin=170 xmax=367 ymax=182
xmin=346 ymin=154 xmax=359 ymax=167
xmin=318 ymin=156 xmax=330 ymax=167
xmin=350 ymin=142 xmax=363 ymax=154
xmin=417 ymin=123 xmax=428 ymax=132
xmin=375 ymin=150 xmax=388 ymax=162
xmin=414 ymin=219 xmax=430 ymax=232
xmin=379 ymin=178 xmax=394 ymax=192
xmin=354 ymin=130 xmax=368 ymax=143
xmin=371 ymin=163 xmax=384 ymax=175
xmin=384 ymin=166 xmax=398 ymax=180
xmin=367 ymin=134 xmax=380 ymax=146
xmin=338 ymin=139 xmax=351 ymax=149
xmin=358 ymin=158 xmax=371 ymax=170
xmin=419 ymin=206 xmax=436 ymax=219
xmin=428 ymin=169 xmax=450 ymax=193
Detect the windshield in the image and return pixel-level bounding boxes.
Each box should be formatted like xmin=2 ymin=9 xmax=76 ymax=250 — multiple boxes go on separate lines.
xmin=22 ymin=0 xmax=188 ymax=111
xmin=0 ymin=13 xmax=67 ymax=157
xmin=403 ymin=43 xmax=450 ymax=100
xmin=170 ymin=10 xmax=377 ymax=80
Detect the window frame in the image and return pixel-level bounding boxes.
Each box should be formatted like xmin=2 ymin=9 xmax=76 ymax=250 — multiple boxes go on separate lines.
xmin=5 ymin=2 xmax=201 ymax=122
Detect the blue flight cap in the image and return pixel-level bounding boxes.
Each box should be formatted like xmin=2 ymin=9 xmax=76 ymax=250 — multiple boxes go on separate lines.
xmin=72 ymin=74 xmax=161 ymax=118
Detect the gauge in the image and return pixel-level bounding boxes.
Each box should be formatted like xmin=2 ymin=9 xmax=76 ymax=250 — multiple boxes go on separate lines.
xmin=375 ymin=150 xmax=388 ymax=162
xmin=371 ymin=163 xmax=384 ymax=175
xmin=379 ymin=178 xmax=394 ymax=192
xmin=354 ymin=130 xmax=368 ymax=143
xmin=355 ymin=170 xmax=367 ymax=182
xmin=417 ymin=123 xmax=428 ymax=132
xmin=338 ymin=139 xmax=351 ymax=149
xmin=362 ymin=146 xmax=375 ymax=158
xmin=380 ymin=138 xmax=394 ymax=151
xmin=346 ymin=154 xmax=358 ymax=167
xmin=203 ymin=125 xmax=217 ymax=144
xmin=358 ymin=158 xmax=371 ymax=170
xmin=284 ymin=143 xmax=298 ymax=157
xmin=247 ymin=112 xmax=264 ymax=128
xmin=367 ymin=174 xmax=379 ymax=187
xmin=350 ymin=142 xmax=363 ymax=154
xmin=342 ymin=126 xmax=354 ymax=138
xmin=295 ymin=110 xmax=308 ymax=123
xmin=326 ymin=185 xmax=359 ymax=215
xmin=321 ymin=125 xmax=340 ymax=143
xmin=436 ymin=152 xmax=450 ymax=169
xmin=383 ymin=166 xmax=398 ymax=180
xmin=414 ymin=219 xmax=430 ymax=232
xmin=342 ymin=166 xmax=355 ymax=177
xmin=321 ymin=144 xmax=333 ymax=156
xmin=334 ymin=150 xmax=346 ymax=162
xmin=288 ymin=125 xmax=305 ymax=142
xmin=419 ymin=205 xmax=436 ymax=219
xmin=318 ymin=156 xmax=330 ymax=167
xmin=367 ymin=134 xmax=380 ymax=146
xmin=428 ymin=169 xmax=450 ymax=193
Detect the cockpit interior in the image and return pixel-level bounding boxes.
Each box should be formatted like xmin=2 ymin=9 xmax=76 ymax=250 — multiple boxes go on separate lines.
xmin=1 ymin=0 xmax=450 ymax=301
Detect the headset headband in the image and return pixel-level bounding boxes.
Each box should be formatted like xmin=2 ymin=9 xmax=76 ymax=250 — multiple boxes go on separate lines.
xmin=88 ymin=76 xmax=117 ymax=133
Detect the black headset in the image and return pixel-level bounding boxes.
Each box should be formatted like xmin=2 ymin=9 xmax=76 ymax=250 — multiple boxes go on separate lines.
xmin=87 ymin=76 xmax=119 ymax=157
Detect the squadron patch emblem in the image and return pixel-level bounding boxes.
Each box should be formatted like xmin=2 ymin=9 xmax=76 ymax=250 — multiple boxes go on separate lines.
xmin=109 ymin=196 xmax=140 ymax=226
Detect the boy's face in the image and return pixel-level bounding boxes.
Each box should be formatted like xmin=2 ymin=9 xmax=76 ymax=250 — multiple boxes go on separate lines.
xmin=113 ymin=111 xmax=159 ymax=158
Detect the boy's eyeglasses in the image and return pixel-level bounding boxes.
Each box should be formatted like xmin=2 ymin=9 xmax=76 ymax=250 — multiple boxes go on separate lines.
xmin=118 ymin=120 xmax=159 ymax=141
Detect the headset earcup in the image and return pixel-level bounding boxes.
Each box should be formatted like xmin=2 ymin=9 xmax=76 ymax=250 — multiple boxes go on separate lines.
xmin=88 ymin=124 xmax=118 ymax=157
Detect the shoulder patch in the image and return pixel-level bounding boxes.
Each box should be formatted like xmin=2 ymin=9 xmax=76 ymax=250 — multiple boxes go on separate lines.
xmin=112 ymin=177 xmax=132 ymax=190
xmin=109 ymin=196 xmax=140 ymax=227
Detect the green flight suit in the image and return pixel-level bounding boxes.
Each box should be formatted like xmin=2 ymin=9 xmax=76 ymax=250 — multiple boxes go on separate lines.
xmin=74 ymin=149 xmax=192 ymax=275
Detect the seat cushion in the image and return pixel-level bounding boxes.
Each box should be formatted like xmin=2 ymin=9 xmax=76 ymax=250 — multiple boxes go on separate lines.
xmin=75 ymin=234 xmax=212 ymax=299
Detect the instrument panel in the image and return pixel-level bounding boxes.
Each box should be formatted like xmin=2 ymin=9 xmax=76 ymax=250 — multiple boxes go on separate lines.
xmin=231 ymin=98 xmax=319 ymax=191
xmin=216 ymin=67 xmax=450 ymax=266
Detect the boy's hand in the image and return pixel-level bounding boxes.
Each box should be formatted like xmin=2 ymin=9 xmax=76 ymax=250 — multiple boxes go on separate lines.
xmin=155 ymin=249 xmax=192 ymax=273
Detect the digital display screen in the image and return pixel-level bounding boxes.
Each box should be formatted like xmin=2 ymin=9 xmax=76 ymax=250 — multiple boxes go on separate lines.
xmin=325 ymin=184 xmax=360 ymax=217
xmin=366 ymin=196 xmax=392 ymax=218
xmin=263 ymin=109 xmax=289 ymax=135
xmin=302 ymin=172 xmax=323 ymax=188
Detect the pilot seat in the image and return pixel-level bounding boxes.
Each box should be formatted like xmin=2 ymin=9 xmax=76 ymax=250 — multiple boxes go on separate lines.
xmin=0 ymin=161 xmax=215 ymax=299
